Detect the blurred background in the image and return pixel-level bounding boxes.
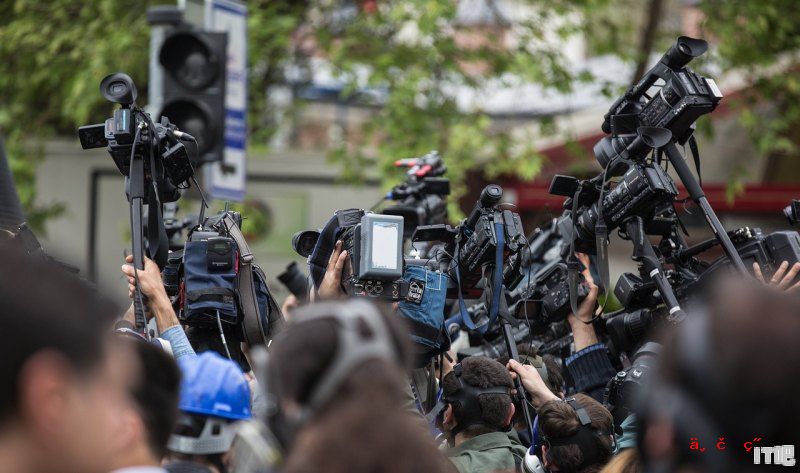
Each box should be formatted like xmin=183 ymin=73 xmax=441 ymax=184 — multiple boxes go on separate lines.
xmin=2 ymin=0 xmax=799 ymax=305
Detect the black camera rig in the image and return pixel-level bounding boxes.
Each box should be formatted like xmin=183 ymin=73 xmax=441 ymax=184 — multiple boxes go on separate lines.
xmin=78 ymin=72 xmax=198 ymax=334
xmin=383 ymin=151 xmax=450 ymax=240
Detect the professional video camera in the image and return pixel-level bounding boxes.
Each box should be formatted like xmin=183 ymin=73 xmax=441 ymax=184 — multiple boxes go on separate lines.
xmin=78 ymin=73 xmax=195 ymax=201
xmin=599 ymin=36 xmax=721 ymax=156
xmin=78 ymin=72 xmax=198 ymax=334
xmin=383 ymin=151 xmax=450 ymax=239
xmin=414 ymin=184 xmax=526 ymax=298
xmin=335 ymin=209 xmax=408 ymax=300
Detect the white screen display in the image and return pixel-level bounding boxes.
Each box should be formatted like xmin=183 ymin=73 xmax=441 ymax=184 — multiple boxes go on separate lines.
xmin=371 ymin=222 xmax=399 ymax=270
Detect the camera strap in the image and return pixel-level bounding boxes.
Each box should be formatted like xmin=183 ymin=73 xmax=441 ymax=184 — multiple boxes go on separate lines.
xmin=221 ymin=213 xmax=269 ymax=346
xmin=567 ymin=188 xmax=583 ymax=317
xmin=688 ymin=134 xmax=702 ymax=187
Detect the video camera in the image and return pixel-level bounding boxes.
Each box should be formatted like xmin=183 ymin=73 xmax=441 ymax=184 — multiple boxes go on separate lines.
xmin=78 ymin=73 xmax=194 ymax=201
xmin=413 ymin=184 xmax=526 ymax=298
xmin=383 ymin=151 xmax=450 ymax=238
xmin=599 ymin=36 xmax=722 ymax=160
xmin=550 ymin=128 xmax=678 ymax=254
xmin=335 ymin=209 xmax=408 ymax=300
xmin=78 ymin=72 xmax=198 ymax=334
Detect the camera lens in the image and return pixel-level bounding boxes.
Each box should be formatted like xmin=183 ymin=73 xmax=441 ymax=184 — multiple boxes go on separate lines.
xmin=291 ymin=230 xmax=320 ymax=258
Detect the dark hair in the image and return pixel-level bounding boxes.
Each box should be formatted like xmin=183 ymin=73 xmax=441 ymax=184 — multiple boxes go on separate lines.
xmin=538 ymin=393 xmax=614 ymax=473
xmin=124 ymin=338 xmax=181 ymax=458
xmin=268 ymin=302 xmax=411 ymax=410
xmin=441 ymin=356 xmax=514 ymax=438
xmin=0 ymin=245 xmax=119 ymax=424
xmin=269 ymin=301 xmax=452 ymax=473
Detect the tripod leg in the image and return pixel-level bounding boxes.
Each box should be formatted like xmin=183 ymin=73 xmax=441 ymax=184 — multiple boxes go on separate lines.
xmin=663 ymin=142 xmax=748 ymax=274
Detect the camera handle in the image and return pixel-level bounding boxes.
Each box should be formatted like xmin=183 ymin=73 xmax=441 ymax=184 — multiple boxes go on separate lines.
xmin=662 ymin=142 xmax=748 ymax=274
xmin=127 ymin=125 xmax=148 ymax=336
xmin=625 ymin=218 xmax=686 ymax=324
xmin=499 ymin=313 xmax=536 ymax=441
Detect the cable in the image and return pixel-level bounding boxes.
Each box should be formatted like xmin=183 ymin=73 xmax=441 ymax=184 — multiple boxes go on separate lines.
xmin=216 ymin=309 xmax=233 ymax=360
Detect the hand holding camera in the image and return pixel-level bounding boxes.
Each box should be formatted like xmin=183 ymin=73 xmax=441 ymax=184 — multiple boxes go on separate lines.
xmin=316 ymin=240 xmax=348 ymax=300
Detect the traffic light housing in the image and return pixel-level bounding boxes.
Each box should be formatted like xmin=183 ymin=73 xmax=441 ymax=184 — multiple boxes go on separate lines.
xmin=158 ymin=28 xmax=227 ymax=165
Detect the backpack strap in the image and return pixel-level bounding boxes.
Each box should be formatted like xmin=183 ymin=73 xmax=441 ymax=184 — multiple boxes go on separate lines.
xmin=221 ymin=214 xmax=270 ymax=346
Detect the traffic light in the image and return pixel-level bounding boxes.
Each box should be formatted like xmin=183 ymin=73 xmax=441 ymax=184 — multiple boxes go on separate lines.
xmin=157 ymin=28 xmax=227 ymax=165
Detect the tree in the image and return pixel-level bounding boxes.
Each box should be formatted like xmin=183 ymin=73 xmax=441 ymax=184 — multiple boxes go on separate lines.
xmin=305 ymin=0 xmax=613 ymax=215
xmin=699 ymin=0 xmax=800 ymax=183
xmin=0 ymin=0 xmax=154 ymax=231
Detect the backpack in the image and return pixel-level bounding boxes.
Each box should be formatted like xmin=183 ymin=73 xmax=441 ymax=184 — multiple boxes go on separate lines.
xmin=178 ymin=210 xmax=283 ymax=346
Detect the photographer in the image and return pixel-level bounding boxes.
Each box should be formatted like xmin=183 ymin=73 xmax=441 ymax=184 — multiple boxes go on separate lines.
xmin=441 ymin=356 xmax=527 ymax=473
xmin=0 ymin=245 xmax=132 ymax=473
xmin=507 ymin=362 xmax=614 ymax=473
xmin=265 ymin=299 xmax=453 ymax=473
xmin=637 ymin=276 xmax=800 ymax=473
xmin=108 ymin=335 xmax=182 ymax=473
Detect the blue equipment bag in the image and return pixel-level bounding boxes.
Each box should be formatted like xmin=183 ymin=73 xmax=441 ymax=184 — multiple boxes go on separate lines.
xmin=397 ymin=265 xmax=451 ymax=367
xmin=182 ymin=238 xmax=239 ymax=326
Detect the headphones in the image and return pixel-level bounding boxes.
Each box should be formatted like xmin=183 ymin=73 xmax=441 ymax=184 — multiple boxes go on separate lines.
xmin=437 ymin=362 xmax=512 ymax=439
xmin=527 ymin=397 xmax=614 ymax=473
xmin=265 ymin=299 xmax=402 ymax=447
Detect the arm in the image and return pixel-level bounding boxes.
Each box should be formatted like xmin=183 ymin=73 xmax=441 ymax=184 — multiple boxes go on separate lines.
xmin=507 ymin=359 xmax=560 ymax=409
xmin=121 ymin=255 xmax=196 ymax=359
xmin=563 ymin=253 xmax=617 ymax=402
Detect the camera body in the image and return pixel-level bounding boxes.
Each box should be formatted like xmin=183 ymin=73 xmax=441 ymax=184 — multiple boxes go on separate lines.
xmin=552 ymin=162 xmax=679 ymax=254
xmin=413 ymin=185 xmax=526 ymax=298
xmin=706 ymin=227 xmax=800 ymax=278
xmin=604 ymin=342 xmax=660 ymax=430
xmin=335 ymin=210 xmax=407 ymax=300
xmin=514 ymin=260 xmax=591 ymax=333
xmin=600 ymin=37 xmax=721 ymax=150
xmin=78 ymin=74 xmax=193 ymax=203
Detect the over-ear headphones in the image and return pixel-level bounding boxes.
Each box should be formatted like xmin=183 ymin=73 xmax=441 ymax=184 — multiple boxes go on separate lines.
xmin=533 ymin=397 xmax=615 ymax=472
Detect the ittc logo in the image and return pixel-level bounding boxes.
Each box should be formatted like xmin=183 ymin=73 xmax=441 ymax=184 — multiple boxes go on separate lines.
xmin=753 ymin=445 xmax=795 ymax=466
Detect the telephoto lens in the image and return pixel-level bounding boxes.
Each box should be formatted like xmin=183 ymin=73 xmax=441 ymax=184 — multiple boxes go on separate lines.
xmin=277 ymin=261 xmax=311 ymax=301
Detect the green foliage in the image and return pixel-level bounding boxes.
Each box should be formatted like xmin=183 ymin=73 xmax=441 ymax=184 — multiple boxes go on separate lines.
xmin=307 ymin=0 xmax=611 ymax=218
xmin=0 ymin=0 xmax=154 ymax=232
xmin=699 ymin=0 xmax=800 ymax=174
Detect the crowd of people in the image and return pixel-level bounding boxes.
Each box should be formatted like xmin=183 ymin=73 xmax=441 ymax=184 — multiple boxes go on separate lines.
xmin=2 ymin=219 xmax=800 ymax=473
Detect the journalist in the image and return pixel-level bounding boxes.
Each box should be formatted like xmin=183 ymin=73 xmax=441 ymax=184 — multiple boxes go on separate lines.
xmin=108 ymin=336 xmax=182 ymax=473
xmin=637 ymin=277 xmax=800 ymax=473
xmin=164 ymin=351 xmax=252 ymax=473
xmin=0 ymin=245 xmax=132 ymax=473
xmin=508 ymin=361 xmax=614 ymax=473
xmin=440 ymin=356 xmax=527 ymax=473
xmin=564 ymin=254 xmax=617 ymax=403
xmin=265 ymin=299 xmax=454 ymax=473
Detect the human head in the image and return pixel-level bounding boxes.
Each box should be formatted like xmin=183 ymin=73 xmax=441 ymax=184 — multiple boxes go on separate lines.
xmin=266 ymin=299 xmax=451 ymax=473
xmin=0 ymin=244 xmax=129 ymax=473
xmin=266 ymin=300 xmax=410 ymax=441
xmin=538 ymin=393 xmax=614 ymax=473
xmin=166 ymin=351 xmax=252 ymax=472
xmin=637 ymin=277 xmax=800 ymax=473
xmin=109 ymin=336 xmax=181 ymax=468
xmin=441 ymin=356 xmax=515 ymax=441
